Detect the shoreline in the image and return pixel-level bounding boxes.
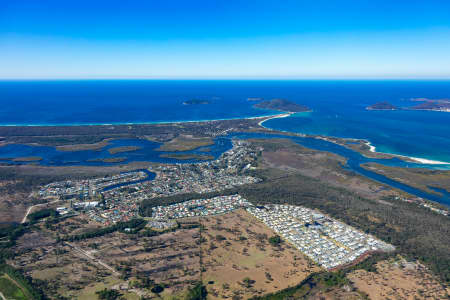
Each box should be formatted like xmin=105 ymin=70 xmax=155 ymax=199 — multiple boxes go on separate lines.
xmin=257 ymin=112 xmax=294 ymax=127
xmin=258 ymin=114 xmax=450 ymax=166
xmin=364 ymin=141 xmax=450 ymax=165
xmin=0 ymin=113 xmax=282 ymax=127
xmin=0 ymin=112 xmax=448 ymax=166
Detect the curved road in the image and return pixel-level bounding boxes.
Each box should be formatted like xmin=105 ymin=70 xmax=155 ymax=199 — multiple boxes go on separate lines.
xmin=21 ymin=199 xmax=60 ymax=224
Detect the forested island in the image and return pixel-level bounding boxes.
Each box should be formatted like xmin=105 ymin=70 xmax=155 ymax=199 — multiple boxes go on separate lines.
xmin=366 ymin=101 xmax=398 ymax=110
xmin=253 ymin=99 xmax=310 ymax=112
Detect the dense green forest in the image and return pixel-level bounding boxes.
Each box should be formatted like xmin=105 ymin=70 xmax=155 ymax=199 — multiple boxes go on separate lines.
xmin=27 ymin=209 xmax=58 ymax=223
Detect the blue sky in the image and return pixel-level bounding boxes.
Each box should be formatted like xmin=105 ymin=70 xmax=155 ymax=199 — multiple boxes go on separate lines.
xmin=1 ymin=0 xmax=450 ymax=79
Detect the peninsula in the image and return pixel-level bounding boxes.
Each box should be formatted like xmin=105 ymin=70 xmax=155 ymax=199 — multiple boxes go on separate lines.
xmin=253 ymin=98 xmax=310 ymax=113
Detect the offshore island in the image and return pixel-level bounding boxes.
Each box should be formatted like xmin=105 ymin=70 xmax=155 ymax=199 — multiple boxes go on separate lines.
xmin=366 ymin=98 xmax=450 ymax=112
xmin=0 ymin=110 xmax=449 ymax=300
xmin=366 ymin=101 xmax=398 ymax=110
xmin=253 ymin=98 xmax=311 ymax=112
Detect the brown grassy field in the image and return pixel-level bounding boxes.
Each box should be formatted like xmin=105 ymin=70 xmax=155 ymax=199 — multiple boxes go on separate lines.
xmin=107 ymin=146 xmax=142 ymax=155
xmin=10 ymin=228 xmax=119 ymax=298
xmin=199 ymin=209 xmax=320 ymax=299
xmin=156 ymin=135 xmax=214 ymax=152
xmin=348 ymin=258 xmax=450 ymax=300
xmin=51 ymin=215 xmax=104 ymax=236
xmin=82 ymin=228 xmax=201 ymax=292
xmin=0 ymin=190 xmax=31 ymax=224
xmin=9 ymin=220 xmax=202 ymax=299
xmin=55 ymin=139 xmax=112 ymax=151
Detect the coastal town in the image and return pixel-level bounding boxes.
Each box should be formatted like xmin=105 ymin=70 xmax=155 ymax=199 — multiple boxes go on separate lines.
xmin=37 ymin=140 xmax=261 ymax=224
xmin=38 ymin=170 xmax=149 ymax=199
xmin=30 ymin=136 xmax=440 ymax=274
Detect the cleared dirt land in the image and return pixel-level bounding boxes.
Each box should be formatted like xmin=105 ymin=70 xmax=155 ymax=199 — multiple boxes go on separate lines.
xmin=199 ymin=209 xmax=320 ymax=299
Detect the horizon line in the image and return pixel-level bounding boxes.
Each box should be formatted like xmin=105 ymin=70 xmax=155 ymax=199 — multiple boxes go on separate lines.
xmin=1 ymin=77 xmax=450 ymax=81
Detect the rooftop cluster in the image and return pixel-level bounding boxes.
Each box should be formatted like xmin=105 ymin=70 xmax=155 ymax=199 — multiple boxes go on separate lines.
xmin=152 ymin=194 xmax=252 ymax=220
xmin=38 ymin=140 xmax=260 ymax=224
xmin=39 ymin=171 xmax=148 ymax=199
xmin=247 ymin=204 xmax=395 ymax=269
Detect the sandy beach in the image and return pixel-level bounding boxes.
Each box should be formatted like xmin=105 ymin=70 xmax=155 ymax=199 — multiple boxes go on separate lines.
xmin=366 ymin=141 xmax=450 ymax=165
xmin=257 ymin=112 xmax=293 ymax=128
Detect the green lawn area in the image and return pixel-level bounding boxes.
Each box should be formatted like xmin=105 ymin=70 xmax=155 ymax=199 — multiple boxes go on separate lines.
xmin=0 ymin=276 xmax=28 ymax=300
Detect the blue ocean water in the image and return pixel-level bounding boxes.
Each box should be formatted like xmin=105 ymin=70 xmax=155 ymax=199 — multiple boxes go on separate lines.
xmin=0 ymin=80 xmax=449 ymax=163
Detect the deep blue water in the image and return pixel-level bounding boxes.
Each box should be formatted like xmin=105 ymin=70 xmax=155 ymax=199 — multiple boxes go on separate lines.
xmin=1 ymin=80 xmax=449 ymax=163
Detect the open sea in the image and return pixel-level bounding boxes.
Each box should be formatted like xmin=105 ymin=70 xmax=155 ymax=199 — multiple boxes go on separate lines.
xmin=1 ymin=80 xmax=449 ymax=163
xmin=1 ymin=80 xmax=450 ymax=205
